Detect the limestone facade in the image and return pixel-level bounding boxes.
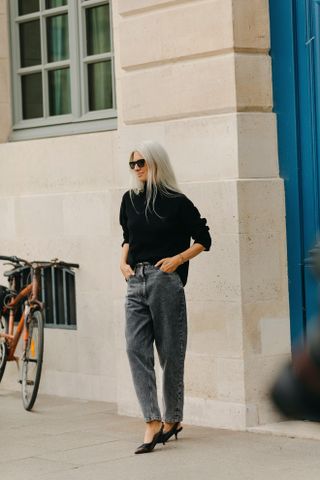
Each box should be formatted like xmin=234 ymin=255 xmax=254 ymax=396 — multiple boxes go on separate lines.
xmin=0 ymin=0 xmax=290 ymax=428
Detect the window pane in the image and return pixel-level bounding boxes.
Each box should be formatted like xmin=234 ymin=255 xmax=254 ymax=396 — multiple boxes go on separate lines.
xmin=88 ymin=61 xmax=113 ymax=111
xmin=86 ymin=4 xmax=111 ymax=56
xmin=48 ymin=68 xmax=71 ymax=115
xmin=46 ymin=0 xmax=67 ymax=8
xmin=43 ymin=269 xmax=54 ymax=325
xmin=54 ymin=269 xmax=65 ymax=325
xmin=66 ymin=272 xmax=76 ymax=326
xmin=20 ymin=20 xmax=41 ymax=67
xmin=21 ymin=73 xmax=43 ymax=119
xmin=19 ymin=0 xmax=39 ymax=15
xmin=47 ymin=14 xmax=69 ymax=62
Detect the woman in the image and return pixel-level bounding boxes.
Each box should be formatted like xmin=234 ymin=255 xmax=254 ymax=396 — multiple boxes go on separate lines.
xmin=119 ymin=141 xmax=211 ymax=454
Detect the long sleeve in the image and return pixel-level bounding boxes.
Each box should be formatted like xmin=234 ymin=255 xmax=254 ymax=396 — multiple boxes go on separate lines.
xmin=119 ymin=195 xmax=129 ymax=246
xmin=179 ymin=196 xmax=211 ymax=251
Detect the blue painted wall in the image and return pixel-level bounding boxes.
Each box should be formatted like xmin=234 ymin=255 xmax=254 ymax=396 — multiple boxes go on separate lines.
xmin=269 ymin=0 xmax=320 ymax=345
xmin=269 ymin=0 xmax=304 ymax=345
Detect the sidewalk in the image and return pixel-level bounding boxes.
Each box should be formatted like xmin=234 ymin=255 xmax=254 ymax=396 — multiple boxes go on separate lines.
xmin=1 ymin=389 xmax=320 ymax=480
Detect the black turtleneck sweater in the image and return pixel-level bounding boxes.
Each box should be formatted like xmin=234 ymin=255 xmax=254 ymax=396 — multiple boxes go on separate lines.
xmin=119 ymin=187 xmax=211 ymax=286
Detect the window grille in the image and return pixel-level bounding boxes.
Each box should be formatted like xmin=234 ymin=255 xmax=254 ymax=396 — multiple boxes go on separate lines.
xmin=12 ymin=266 xmax=77 ymax=329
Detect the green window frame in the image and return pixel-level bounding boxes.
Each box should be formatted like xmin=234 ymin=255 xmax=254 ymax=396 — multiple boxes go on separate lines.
xmin=9 ymin=0 xmax=116 ymax=141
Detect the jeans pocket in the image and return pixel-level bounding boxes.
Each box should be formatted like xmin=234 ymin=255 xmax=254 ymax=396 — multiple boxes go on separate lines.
xmin=157 ymin=268 xmax=183 ymax=287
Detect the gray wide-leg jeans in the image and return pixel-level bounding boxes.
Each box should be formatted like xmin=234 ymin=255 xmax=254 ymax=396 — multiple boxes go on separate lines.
xmin=125 ymin=262 xmax=187 ymax=423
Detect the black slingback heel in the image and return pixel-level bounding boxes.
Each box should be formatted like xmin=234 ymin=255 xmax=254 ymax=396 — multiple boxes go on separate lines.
xmin=135 ymin=425 xmax=164 ymax=454
xmin=160 ymin=422 xmax=183 ymax=444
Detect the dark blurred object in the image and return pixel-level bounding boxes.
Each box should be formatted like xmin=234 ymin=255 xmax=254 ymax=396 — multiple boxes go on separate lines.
xmin=305 ymin=241 xmax=320 ymax=278
xmin=271 ymin=240 xmax=320 ymax=422
xmin=271 ymin=329 xmax=320 ymax=421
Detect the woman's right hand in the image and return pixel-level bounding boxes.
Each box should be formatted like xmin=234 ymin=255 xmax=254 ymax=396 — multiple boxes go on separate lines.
xmin=120 ymin=262 xmax=135 ymax=281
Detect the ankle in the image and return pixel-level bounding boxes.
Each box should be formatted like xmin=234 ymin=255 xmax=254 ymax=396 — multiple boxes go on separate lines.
xmin=164 ymin=421 xmax=180 ymax=430
xmin=146 ymin=420 xmax=162 ymax=429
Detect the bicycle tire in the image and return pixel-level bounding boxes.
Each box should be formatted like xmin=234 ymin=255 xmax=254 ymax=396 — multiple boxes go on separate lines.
xmin=0 ymin=316 xmax=8 ymax=383
xmin=21 ymin=310 xmax=44 ymax=411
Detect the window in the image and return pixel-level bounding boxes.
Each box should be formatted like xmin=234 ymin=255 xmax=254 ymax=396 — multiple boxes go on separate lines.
xmin=13 ymin=266 xmax=77 ymax=329
xmin=40 ymin=266 xmax=77 ymax=327
xmin=9 ymin=0 xmax=116 ymax=140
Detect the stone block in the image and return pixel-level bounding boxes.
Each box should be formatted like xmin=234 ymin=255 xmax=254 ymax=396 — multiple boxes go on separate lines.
xmin=15 ymin=195 xmax=64 ymax=237
xmin=184 ymin=395 xmax=249 ymax=430
xmin=77 ymin=291 xmax=113 ymax=338
xmin=0 ymin=197 xmax=15 ymax=237
xmin=112 ymin=299 xmax=126 ymax=351
xmin=111 ymin=188 xmax=127 ymax=239
xmin=116 ymin=114 xmax=240 ymax=184
xmin=184 ymin=180 xmax=239 ymax=233
xmin=121 ymin=54 xmax=237 ymax=124
xmin=185 ymin=353 xmax=217 ymax=399
xmin=187 ymin=300 xmax=243 ymax=358
xmin=235 ymin=53 xmax=272 ymax=110
xmin=121 ymin=53 xmax=271 ymax=124
xmin=40 ymin=370 xmax=116 ymax=402
xmin=232 ymin=0 xmax=270 ymax=50
xmin=239 ymin=233 xmax=286 ymax=303
xmin=62 ymin=192 xmax=112 ymax=237
xmin=0 ymin=131 xmax=117 ymax=195
xmin=255 ymin=398 xmax=284 ymax=425
xmin=116 ymin=113 xmax=278 ymax=183
xmin=70 ymin=237 xmax=113 ymax=294
xmin=216 ymin=357 xmax=245 ymax=403
xmin=186 ymin=233 xmax=241 ymax=303
xmin=238 ymin=179 xmax=285 ymax=235
xmin=76 ymin=334 xmax=116 ymax=377
xmin=165 ymin=115 xmax=239 ymax=181
xmin=119 ymin=0 xmax=233 ymax=68
xmin=44 ymin=329 xmax=79 ymax=374
xmin=244 ymin=353 xmax=290 ymax=405
xmin=260 ymin=316 xmax=291 ymax=356
xmin=242 ymin=301 xmax=290 ymax=356
xmin=237 ymin=113 xmax=279 ymax=178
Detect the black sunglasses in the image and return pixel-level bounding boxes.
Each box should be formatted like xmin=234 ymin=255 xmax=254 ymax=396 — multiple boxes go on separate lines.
xmin=129 ymin=159 xmax=146 ymax=169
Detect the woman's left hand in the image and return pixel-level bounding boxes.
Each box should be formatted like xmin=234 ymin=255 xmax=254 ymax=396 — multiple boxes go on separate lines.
xmin=155 ymin=256 xmax=182 ymax=273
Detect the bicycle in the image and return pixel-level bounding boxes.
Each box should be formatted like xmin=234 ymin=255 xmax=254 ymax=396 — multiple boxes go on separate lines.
xmin=0 ymin=255 xmax=79 ymax=411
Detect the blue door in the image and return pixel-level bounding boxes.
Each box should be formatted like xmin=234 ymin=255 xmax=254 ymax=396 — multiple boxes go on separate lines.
xmin=270 ymin=0 xmax=320 ymax=346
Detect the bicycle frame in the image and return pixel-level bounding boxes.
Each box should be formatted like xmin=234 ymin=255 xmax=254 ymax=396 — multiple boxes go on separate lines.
xmin=0 ymin=268 xmax=42 ymax=363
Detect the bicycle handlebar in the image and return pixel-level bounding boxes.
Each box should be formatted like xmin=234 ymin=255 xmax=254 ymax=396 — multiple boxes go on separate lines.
xmin=37 ymin=260 xmax=80 ymax=269
xmin=0 ymin=255 xmax=22 ymax=263
xmin=0 ymin=255 xmax=79 ymax=269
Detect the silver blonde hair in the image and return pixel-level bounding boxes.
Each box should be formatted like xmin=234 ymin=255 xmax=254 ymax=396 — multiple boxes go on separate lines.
xmin=129 ymin=140 xmax=182 ymax=217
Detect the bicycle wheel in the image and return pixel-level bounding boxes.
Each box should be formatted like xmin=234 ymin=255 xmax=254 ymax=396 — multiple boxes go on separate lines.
xmin=0 ymin=316 xmax=8 ymax=383
xmin=22 ymin=310 xmax=44 ymax=411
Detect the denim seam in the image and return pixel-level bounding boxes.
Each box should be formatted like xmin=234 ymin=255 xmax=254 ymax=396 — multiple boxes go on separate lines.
xmin=165 ymin=290 xmax=186 ymax=423
xmin=147 ymin=353 xmax=157 ymax=421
